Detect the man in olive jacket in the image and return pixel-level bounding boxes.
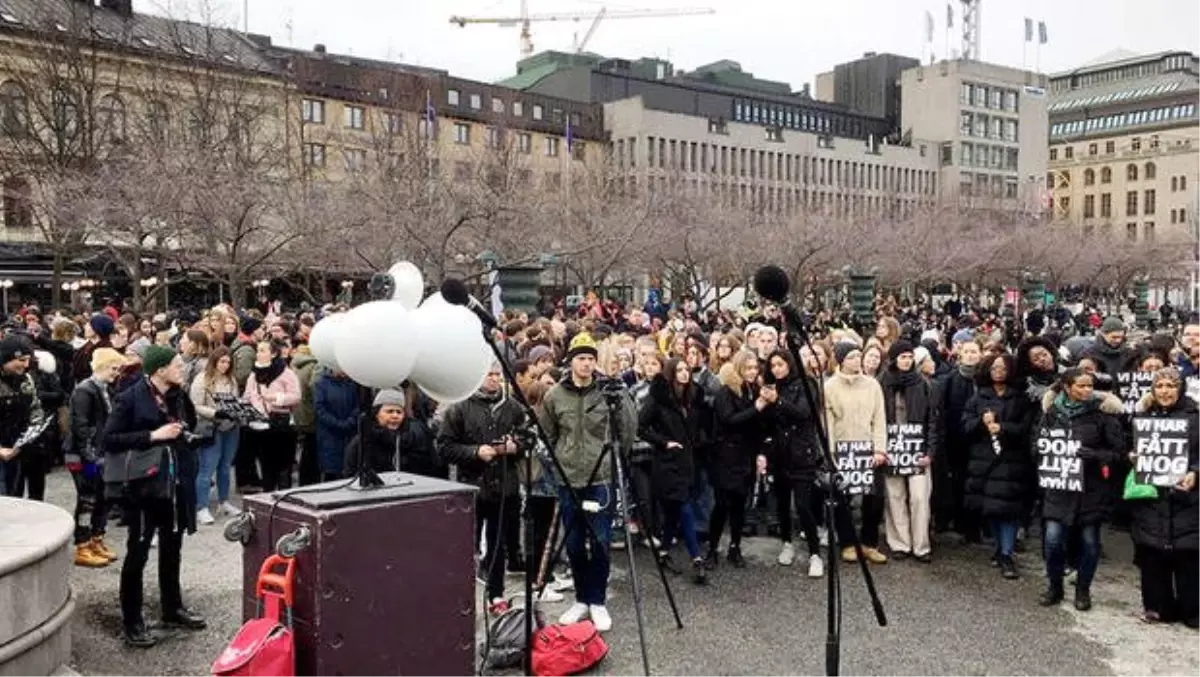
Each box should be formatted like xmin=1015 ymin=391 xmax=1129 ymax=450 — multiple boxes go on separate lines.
xmin=538 ymin=333 xmax=635 ymax=633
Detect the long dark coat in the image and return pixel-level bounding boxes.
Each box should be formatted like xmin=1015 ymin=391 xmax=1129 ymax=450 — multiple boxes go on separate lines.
xmin=1130 ymin=395 xmax=1199 ymax=552
xmin=962 ymin=385 xmax=1037 ymax=519
xmin=710 ymin=384 xmax=765 ymax=494
xmin=1037 ymin=390 xmax=1125 ymax=526
xmin=638 ymin=376 xmax=710 ymax=503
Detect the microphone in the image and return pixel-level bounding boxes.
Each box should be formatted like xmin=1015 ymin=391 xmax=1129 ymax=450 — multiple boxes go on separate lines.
xmin=753 ymin=265 xmax=806 ymax=332
xmin=368 ymin=272 xmax=395 ymax=301
xmin=440 ymin=278 xmax=498 ymax=330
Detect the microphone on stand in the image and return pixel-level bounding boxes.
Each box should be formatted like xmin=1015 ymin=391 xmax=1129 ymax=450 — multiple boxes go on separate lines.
xmin=440 ymin=278 xmax=499 ymax=331
xmin=753 ymin=265 xmax=808 ymax=333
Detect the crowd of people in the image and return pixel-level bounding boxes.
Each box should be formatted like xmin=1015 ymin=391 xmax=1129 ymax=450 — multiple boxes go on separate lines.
xmin=0 ymin=289 xmax=1195 ymax=649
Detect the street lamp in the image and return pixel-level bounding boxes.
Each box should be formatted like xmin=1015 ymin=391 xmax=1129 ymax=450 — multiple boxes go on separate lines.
xmin=0 ymin=279 xmax=11 ymax=316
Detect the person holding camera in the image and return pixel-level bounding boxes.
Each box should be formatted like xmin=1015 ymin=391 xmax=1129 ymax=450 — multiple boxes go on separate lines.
xmin=102 ymin=345 xmax=206 ymax=648
xmin=539 ymin=333 xmax=636 ymax=632
xmin=437 ymin=364 xmax=525 ymax=615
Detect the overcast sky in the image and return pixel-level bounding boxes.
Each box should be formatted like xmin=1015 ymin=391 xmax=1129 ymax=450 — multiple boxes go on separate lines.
xmin=138 ymin=0 xmax=1199 ymax=87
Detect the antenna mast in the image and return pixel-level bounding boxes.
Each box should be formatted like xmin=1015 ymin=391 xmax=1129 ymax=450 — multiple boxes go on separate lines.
xmin=960 ymin=0 xmax=980 ymax=60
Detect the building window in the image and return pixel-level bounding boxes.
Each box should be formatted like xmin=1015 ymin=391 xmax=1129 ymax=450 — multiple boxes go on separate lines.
xmin=1049 ymin=147 xmax=1058 ymax=161
xmin=485 ymin=127 xmax=503 ymax=149
xmin=1087 ymin=143 xmax=1097 ymax=156
xmin=1105 ymin=140 xmax=1115 ymax=154
xmin=1144 ymin=222 xmax=1155 ymax=242
xmin=492 ymin=97 xmax=504 ymax=113
xmin=344 ymin=105 xmax=365 ymax=130
xmin=572 ymin=141 xmax=586 ymax=161
xmin=454 ymin=122 xmax=470 ymax=144
xmin=0 ymin=81 xmax=28 ymax=137
xmin=302 ymin=99 xmax=325 ymax=124
xmin=1144 ymin=189 xmax=1156 ymax=215
xmin=960 ymin=83 xmax=971 ymax=105
xmin=512 ymin=101 xmax=523 ymax=116
xmin=469 ymin=94 xmax=482 ymax=110
xmin=1127 ymin=164 xmax=1138 ymax=181
xmin=1131 ymin=136 xmax=1141 ymax=151
xmin=1181 ymin=176 xmax=1188 ymax=190
xmin=1083 ymin=194 xmax=1095 ymax=218
xmin=708 ymin=118 xmax=727 ymax=134
xmin=2 ymin=176 xmax=32 ymax=228
xmin=532 ymin=104 xmax=543 ymax=121
xmin=1004 ymin=90 xmax=1018 ymax=112
xmin=302 ymin=142 xmax=325 ymax=167
xmin=959 ymin=111 xmax=971 ymax=135
xmin=1084 ymin=168 xmax=1095 ymax=186
xmin=342 ymin=148 xmax=366 ymax=172
xmin=1126 ymin=190 xmax=1138 ymax=215
xmin=765 ymin=127 xmax=783 ymax=142
xmin=146 ymin=100 xmax=169 ymax=142
xmin=1172 ymin=176 xmax=1178 ymax=191
xmin=517 ymin=132 xmax=531 ymax=154
xmin=545 ymin=137 xmax=559 ymax=157
xmin=383 ymin=112 xmax=401 ymax=135
xmin=447 ymin=89 xmax=460 ymax=105
xmin=1064 ymin=146 xmax=1074 ymax=159
xmin=1100 ymin=193 xmax=1112 ymax=218
xmin=1101 ymin=167 xmax=1112 ymax=183
xmin=1127 ymin=223 xmax=1137 ymax=241
xmin=1144 ymin=162 xmax=1156 ymax=179
xmin=97 ymin=93 xmax=126 ymax=143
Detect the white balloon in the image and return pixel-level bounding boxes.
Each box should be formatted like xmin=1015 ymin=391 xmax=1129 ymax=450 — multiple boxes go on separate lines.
xmin=388 ymin=261 xmax=424 ymax=310
xmin=419 ymin=292 xmax=448 ymax=309
xmin=408 ymin=303 xmax=493 ymax=403
xmin=308 ymin=312 xmax=347 ymax=370
xmin=333 ymin=301 xmax=419 ymax=388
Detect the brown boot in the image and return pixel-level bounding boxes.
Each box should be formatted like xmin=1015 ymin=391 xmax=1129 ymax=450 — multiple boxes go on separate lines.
xmin=90 ymin=537 xmax=118 ymax=562
xmin=75 ymin=543 xmax=109 ymax=568
xmin=841 ymin=546 xmax=858 ymax=563
xmin=863 ymin=547 xmax=889 ymax=564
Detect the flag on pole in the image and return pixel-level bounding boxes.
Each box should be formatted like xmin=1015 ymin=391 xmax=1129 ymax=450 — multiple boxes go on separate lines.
xmin=565 ymin=114 xmax=573 ymax=154
xmin=1037 ymin=21 xmax=1048 ymax=45
xmin=423 ymin=89 xmax=436 ymax=139
xmin=924 ymin=10 xmax=934 ymax=43
xmin=946 ymin=3 xmax=953 ymax=28
xmin=1024 ymin=17 xmax=1033 ymax=42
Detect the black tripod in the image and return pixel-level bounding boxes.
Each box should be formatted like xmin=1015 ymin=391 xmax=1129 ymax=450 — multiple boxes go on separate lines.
xmin=479 ymin=335 xmax=681 ymax=676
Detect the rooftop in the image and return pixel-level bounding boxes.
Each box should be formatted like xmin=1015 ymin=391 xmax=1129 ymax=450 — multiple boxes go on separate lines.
xmin=1051 ymin=49 xmax=1196 ymax=78
xmin=1048 ymin=71 xmax=1196 ymax=113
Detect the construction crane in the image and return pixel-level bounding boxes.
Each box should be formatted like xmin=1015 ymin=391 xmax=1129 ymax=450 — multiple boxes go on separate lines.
xmin=449 ymin=2 xmax=716 ymax=60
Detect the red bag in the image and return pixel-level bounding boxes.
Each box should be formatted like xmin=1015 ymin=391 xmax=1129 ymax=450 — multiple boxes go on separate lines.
xmin=531 ymin=621 xmax=609 ymax=676
xmin=212 ymin=555 xmax=297 ymax=677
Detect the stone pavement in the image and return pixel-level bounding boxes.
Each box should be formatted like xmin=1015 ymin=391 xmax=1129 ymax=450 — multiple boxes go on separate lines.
xmin=40 ymin=469 xmax=1197 ymax=676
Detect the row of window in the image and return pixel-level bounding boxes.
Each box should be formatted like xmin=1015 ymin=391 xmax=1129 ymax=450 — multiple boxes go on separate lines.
xmin=450 ymin=122 xmax=585 ymax=160
xmin=1053 ymin=55 xmax=1196 ymax=93
xmin=958 ymin=111 xmax=1019 ymax=142
xmin=445 ymin=88 xmax=582 ymax=129
xmin=1076 ymin=162 xmax=1159 ymax=185
xmin=1080 ymin=222 xmax=1157 ymax=242
xmin=301 ymin=98 xmax=402 ymax=133
xmin=958 ymin=172 xmax=1022 ymax=199
xmin=1078 ymin=190 xmax=1158 ymax=219
xmin=1169 ymin=208 xmax=1190 ymax=224
xmin=618 ymin=136 xmax=937 ymax=195
xmin=959 ymin=83 xmax=1021 ymax=113
xmin=629 ymin=177 xmax=934 ymax=218
xmin=731 ymin=100 xmax=861 ymax=138
xmin=1050 ymin=103 xmax=1196 ymax=137
xmin=1051 ymin=134 xmax=1166 ymax=161
xmin=959 ymin=143 xmax=1020 ymax=171
xmin=1048 ymin=81 xmax=1182 ymax=112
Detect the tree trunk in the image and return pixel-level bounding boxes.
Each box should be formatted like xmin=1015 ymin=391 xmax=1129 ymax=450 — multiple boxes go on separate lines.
xmin=50 ymin=252 xmax=65 ymax=310
xmin=227 ymin=273 xmax=246 ymax=309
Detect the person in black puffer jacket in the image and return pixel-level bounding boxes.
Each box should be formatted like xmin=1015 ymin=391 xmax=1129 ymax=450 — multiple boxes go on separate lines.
xmin=937 ymin=340 xmax=981 ymax=539
xmin=1017 ymin=336 xmax=1061 ymax=407
xmin=763 ymin=349 xmax=825 ymax=577
xmin=1129 ymin=367 xmax=1198 ymax=628
xmin=1082 ymin=316 xmax=1133 ymax=384
xmin=963 ymin=352 xmax=1036 ymax=579
xmin=343 ymin=389 xmax=441 ymax=478
xmin=1036 ymin=367 xmax=1125 ymax=612
xmin=638 ymin=357 xmax=710 ymax=584
xmin=436 ymin=367 xmax=525 ymax=613
xmin=0 ymin=335 xmax=38 ymax=495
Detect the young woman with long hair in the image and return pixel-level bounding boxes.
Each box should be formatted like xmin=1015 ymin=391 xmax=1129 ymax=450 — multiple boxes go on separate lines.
xmin=190 ymin=346 xmax=241 ymax=525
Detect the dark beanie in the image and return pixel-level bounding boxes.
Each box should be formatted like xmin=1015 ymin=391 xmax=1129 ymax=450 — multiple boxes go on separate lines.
xmin=833 ymin=341 xmax=861 ymax=366
xmin=0 ymin=335 xmax=31 ymax=364
xmin=141 ymin=345 xmax=177 ymax=376
xmin=240 ymin=316 xmax=263 ymax=335
xmin=90 ymin=314 xmax=115 ymax=338
xmin=1099 ymin=316 xmax=1125 ymax=334
xmin=686 ymin=331 xmax=709 ymax=353
xmin=888 ymin=340 xmax=915 ymax=362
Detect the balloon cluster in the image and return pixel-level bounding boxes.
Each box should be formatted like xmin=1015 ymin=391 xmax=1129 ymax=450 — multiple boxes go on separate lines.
xmin=307 ymin=262 xmax=494 ymax=404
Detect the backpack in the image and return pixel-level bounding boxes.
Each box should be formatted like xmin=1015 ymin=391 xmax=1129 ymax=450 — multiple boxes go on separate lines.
xmin=531 ymin=621 xmax=608 ymax=677
xmin=479 ymin=604 xmax=543 ymax=673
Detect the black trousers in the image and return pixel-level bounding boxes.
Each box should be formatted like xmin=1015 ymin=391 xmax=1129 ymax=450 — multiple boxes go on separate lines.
xmin=71 ymin=471 xmax=107 ymax=544
xmin=708 ymin=488 xmax=746 ymax=550
xmin=529 ymin=494 xmax=558 ymax=583
xmin=775 ymin=475 xmax=821 ymax=556
xmin=476 ymin=496 xmax=520 ymax=601
xmin=3 ymin=453 xmax=48 ymax=500
xmin=248 ymin=426 xmax=296 ymax=492
xmin=234 ymin=429 xmax=261 ymax=489
xmin=836 ymin=482 xmax=886 ymax=549
xmin=297 ymin=432 xmax=320 ymax=487
xmin=1136 ymin=544 xmax=1199 ymax=624
xmin=120 ymin=497 xmax=183 ymax=630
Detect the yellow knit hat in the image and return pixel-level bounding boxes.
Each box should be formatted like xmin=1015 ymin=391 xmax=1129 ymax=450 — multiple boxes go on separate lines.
xmin=566 ymin=332 xmax=598 ymax=360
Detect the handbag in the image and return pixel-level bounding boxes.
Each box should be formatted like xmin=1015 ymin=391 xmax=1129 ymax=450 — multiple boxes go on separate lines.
xmin=531 ymin=621 xmax=608 ymax=676
xmin=104 ymin=444 xmax=174 ymax=500
xmin=1123 ymin=469 xmax=1159 ymax=501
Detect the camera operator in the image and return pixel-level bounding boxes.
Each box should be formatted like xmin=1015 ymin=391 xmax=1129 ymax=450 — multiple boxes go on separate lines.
xmin=436 ymin=364 xmax=525 ymax=616
xmin=538 ymin=333 xmax=636 ymax=633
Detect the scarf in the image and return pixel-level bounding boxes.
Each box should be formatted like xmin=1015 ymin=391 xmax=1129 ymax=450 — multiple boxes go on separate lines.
xmin=1052 ymin=392 xmax=1092 ymax=419
xmin=881 ymin=367 xmax=922 ymax=393
xmin=253 ymin=358 xmax=287 ymax=386
xmin=957 ymin=363 xmax=977 ymax=380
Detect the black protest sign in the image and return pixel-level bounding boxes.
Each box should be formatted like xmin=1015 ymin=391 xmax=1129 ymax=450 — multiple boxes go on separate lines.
xmin=1117 ymin=371 xmax=1155 ymax=414
xmin=1133 ymin=416 xmax=1192 ymax=487
xmin=886 ymin=423 xmax=926 ymax=476
xmin=1036 ymin=427 xmax=1083 ymax=492
xmin=835 ymin=440 xmax=875 ymax=495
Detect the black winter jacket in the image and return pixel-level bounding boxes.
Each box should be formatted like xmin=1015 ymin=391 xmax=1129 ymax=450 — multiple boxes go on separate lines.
xmin=963 ymin=385 xmax=1037 ymax=518
xmin=436 ymin=389 xmax=526 ymax=502
xmin=65 ymin=377 xmax=112 ymax=464
xmin=937 ymin=367 xmax=977 ymax=463
xmin=711 ymin=384 xmax=766 ymax=493
xmin=344 ymin=420 xmax=442 ymax=479
xmin=766 ymin=376 xmax=822 ymax=481
xmin=1130 ymin=396 xmax=1199 ymax=552
xmin=880 ymin=369 xmax=943 ymax=461
xmin=1037 ymin=390 xmax=1125 ymax=526
xmin=0 ymin=369 xmax=38 ymax=449
xmin=638 ymin=376 xmax=710 ymax=502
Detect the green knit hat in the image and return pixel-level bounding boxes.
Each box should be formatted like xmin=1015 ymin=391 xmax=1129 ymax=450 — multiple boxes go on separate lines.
xmin=141 ymin=344 xmax=177 ymax=376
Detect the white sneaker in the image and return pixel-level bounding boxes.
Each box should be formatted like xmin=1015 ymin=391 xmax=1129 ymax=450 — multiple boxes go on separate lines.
xmin=219 ymin=501 xmax=241 ymax=517
xmin=778 ymin=542 xmax=796 ymax=566
xmin=808 ymin=554 xmax=825 ymax=578
xmin=150 ymin=533 xmax=158 ymax=548
xmin=588 ymin=605 xmax=612 ymax=632
xmin=196 ymin=508 xmax=215 ymax=525
xmin=818 ymin=527 xmax=829 ymax=547
xmin=536 ymin=587 xmax=564 ymax=603
xmin=551 ymin=576 xmax=575 ymax=593
xmin=559 ymin=602 xmax=589 ymax=625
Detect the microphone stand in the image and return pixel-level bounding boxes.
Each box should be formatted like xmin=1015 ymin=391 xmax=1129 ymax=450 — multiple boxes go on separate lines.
xmin=776 ymin=307 xmax=887 ymax=676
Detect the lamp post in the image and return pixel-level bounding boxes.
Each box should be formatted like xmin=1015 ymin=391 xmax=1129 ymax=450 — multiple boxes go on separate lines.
xmin=339 ymin=279 xmax=354 ymax=305
xmin=252 ymin=278 xmax=270 ymax=303
xmin=0 ymin=280 xmax=11 ymax=316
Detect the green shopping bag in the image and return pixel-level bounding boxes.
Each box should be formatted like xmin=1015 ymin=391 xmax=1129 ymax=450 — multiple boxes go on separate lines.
xmin=1123 ymin=469 xmax=1159 ymax=501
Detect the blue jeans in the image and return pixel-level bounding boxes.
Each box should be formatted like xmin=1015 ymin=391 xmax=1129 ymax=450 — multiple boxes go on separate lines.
xmin=689 ymin=463 xmax=713 ymax=533
xmin=989 ymin=518 xmax=1019 ymax=558
xmin=558 ymin=484 xmax=614 ymax=606
xmin=196 ymin=428 xmax=240 ymax=508
xmin=1044 ymin=520 xmax=1100 ymax=590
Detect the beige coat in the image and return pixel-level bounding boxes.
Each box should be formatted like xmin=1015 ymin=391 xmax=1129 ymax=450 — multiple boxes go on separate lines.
xmin=823 ymin=371 xmax=888 ymax=455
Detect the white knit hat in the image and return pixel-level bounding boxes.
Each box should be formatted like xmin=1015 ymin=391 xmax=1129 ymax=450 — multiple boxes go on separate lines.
xmin=913 ymin=346 xmax=933 ymax=367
